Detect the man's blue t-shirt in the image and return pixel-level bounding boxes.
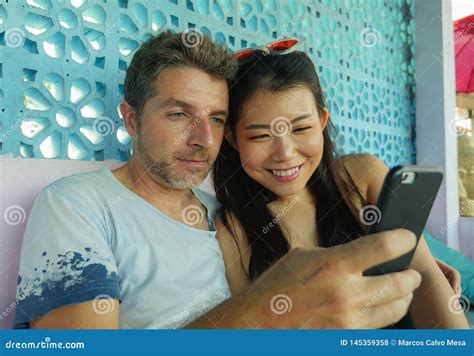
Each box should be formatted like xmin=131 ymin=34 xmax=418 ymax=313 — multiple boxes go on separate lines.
xmin=14 ymin=168 xmax=231 ymax=328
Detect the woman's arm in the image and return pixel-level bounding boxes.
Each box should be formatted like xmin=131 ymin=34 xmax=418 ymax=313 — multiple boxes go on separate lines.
xmin=343 ymin=154 xmax=469 ymax=329
xmin=409 ymin=235 xmax=469 ymax=328
xmin=215 ymin=214 xmax=251 ymax=295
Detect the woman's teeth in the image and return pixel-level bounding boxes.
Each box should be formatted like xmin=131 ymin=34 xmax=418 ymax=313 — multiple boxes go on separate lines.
xmin=271 ymin=166 xmax=300 ymax=177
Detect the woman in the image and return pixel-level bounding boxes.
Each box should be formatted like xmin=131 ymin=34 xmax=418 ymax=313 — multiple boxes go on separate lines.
xmin=213 ymin=40 xmax=468 ymax=329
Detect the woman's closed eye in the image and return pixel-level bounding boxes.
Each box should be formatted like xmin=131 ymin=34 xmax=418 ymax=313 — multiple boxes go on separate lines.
xmin=249 ymin=133 xmax=271 ymax=141
xmin=292 ymin=126 xmax=312 ymax=134
xmin=249 ymin=126 xmax=312 ymax=140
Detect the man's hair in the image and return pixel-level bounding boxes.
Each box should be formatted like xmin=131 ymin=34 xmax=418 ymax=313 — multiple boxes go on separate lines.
xmin=124 ymin=30 xmax=237 ymax=118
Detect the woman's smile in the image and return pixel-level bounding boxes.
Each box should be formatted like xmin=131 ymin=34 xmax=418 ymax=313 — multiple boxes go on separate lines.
xmin=266 ymin=163 xmax=304 ymax=183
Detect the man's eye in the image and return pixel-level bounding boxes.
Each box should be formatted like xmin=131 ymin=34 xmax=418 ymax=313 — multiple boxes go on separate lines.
xmin=293 ymin=126 xmax=312 ymax=133
xmin=211 ymin=117 xmax=225 ymax=125
xmin=169 ymin=112 xmax=186 ymax=119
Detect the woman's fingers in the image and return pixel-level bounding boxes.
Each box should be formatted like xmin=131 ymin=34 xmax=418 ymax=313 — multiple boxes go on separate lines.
xmin=434 ymin=258 xmax=462 ymax=293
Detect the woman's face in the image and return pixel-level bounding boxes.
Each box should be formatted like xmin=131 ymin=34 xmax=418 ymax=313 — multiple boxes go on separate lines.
xmin=232 ymin=86 xmax=328 ymax=198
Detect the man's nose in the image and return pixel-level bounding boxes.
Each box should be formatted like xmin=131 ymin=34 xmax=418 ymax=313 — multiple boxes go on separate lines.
xmin=188 ymin=118 xmax=214 ymax=149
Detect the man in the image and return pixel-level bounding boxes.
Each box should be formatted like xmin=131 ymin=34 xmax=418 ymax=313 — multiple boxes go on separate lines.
xmin=13 ymin=31 xmax=454 ymax=329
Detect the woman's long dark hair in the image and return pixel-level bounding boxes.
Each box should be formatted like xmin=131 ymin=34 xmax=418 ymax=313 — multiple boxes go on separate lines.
xmin=213 ymin=51 xmax=368 ymax=279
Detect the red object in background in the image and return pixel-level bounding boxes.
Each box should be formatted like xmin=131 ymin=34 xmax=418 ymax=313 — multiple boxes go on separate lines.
xmin=455 ymin=14 xmax=474 ymax=93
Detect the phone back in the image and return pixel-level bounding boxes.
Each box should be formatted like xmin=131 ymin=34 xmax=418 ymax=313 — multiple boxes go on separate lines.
xmin=363 ymin=165 xmax=443 ymax=276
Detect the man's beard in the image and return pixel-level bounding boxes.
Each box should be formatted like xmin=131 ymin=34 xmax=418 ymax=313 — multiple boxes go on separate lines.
xmin=134 ymin=134 xmax=211 ymax=190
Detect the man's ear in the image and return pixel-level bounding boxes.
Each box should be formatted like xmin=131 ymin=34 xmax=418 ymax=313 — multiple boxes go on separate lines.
xmin=321 ymin=108 xmax=329 ymax=131
xmin=224 ymin=126 xmax=239 ymax=151
xmin=120 ymin=101 xmax=138 ymax=138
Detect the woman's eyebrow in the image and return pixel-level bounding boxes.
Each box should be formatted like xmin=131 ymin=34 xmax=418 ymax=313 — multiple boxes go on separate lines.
xmin=244 ymin=113 xmax=313 ymax=130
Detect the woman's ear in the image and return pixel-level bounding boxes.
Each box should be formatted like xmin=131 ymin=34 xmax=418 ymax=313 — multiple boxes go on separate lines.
xmin=224 ymin=126 xmax=239 ymax=151
xmin=321 ymin=108 xmax=329 ymax=131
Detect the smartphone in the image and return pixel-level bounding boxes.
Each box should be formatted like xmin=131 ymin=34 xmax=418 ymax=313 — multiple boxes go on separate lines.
xmin=362 ymin=165 xmax=444 ymax=276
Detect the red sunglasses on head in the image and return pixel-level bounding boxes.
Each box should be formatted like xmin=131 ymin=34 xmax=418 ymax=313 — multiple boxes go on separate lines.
xmin=234 ymin=38 xmax=305 ymax=61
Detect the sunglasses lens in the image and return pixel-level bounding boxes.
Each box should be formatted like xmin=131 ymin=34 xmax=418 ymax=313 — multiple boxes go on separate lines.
xmin=234 ymin=49 xmax=256 ymax=60
xmin=235 ymin=39 xmax=301 ymax=61
xmin=270 ymin=39 xmax=299 ymax=51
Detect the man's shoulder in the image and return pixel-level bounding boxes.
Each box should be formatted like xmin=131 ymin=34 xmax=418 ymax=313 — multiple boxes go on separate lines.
xmin=37 ymin=168 xmax=116 ymax=210
xmin=44 ymin=168 xmax=111 ymax=194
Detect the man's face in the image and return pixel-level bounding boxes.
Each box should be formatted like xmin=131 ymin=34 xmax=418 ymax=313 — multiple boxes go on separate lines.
xmin=132 ymin=66 xmax=229 ymax=189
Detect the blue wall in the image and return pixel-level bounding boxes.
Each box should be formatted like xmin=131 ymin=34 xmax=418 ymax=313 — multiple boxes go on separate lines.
xmin=0 ymin=0 xmax=416 ymax=166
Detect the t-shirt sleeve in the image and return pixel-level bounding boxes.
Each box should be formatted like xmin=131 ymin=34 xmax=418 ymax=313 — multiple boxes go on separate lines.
xmin=14 ymin=186 xmax=120 ymax=328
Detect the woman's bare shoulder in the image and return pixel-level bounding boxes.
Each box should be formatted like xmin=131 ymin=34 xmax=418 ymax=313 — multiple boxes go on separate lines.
xmin=216 ymin=211 xmax=249 ymax=249
xmin=215 ymin=210 xmax=251 ymax=291
xmin=338 ymin=154 xmax=389 ymax=204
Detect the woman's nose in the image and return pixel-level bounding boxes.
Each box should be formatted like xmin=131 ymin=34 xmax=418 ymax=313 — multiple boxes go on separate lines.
xmin=270 ymin=136 xmax=297 ymax=162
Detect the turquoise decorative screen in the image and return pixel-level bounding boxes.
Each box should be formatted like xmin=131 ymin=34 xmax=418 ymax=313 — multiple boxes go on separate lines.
xmin=0 ymin=0 xmax=416 ymax=166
